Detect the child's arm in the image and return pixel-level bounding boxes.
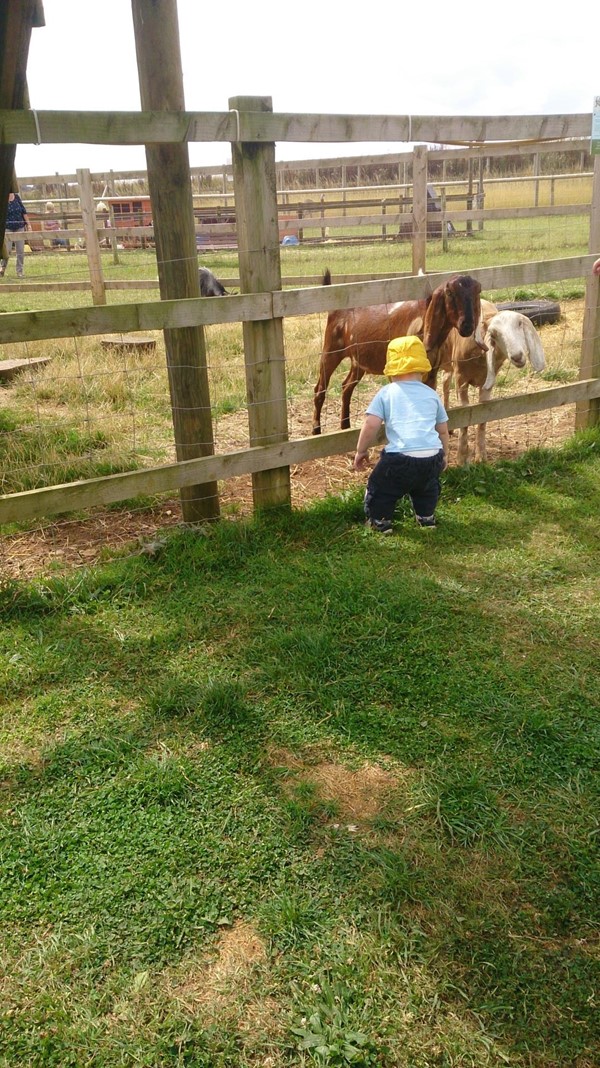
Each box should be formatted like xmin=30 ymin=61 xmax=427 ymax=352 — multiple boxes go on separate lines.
xmin=353 ymin=414 xmax=383 ymax=471
xmin=436 ymin=421 xmax=449 ymax=470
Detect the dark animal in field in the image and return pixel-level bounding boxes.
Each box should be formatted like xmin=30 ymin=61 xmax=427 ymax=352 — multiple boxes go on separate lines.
xmin=312 ymin=270 xmax=482 ymax=433
xmin=439 ymin=301 xmax=546 ymax=464
xmin=199 ymin=266 xmax=228 ymax=296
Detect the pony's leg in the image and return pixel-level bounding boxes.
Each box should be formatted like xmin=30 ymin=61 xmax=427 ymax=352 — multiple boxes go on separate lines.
xmin=474 ymin=386 xmax=493 ymax=462
xmin=442 ymin=369 xmax=452 ymax=411
xmin=340 ymin=362 xmax=366 ymax=430
xmin=442 ymin=368 xmax=456 ymax=436
xmin=312 ymin=346 xmax=348 ymax=434
xmin=456 ymin=382 xmax=470 ymax=465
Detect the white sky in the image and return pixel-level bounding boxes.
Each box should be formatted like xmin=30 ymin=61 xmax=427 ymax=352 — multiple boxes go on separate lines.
xmin=17 ymin=0 xmax=599 ymax=179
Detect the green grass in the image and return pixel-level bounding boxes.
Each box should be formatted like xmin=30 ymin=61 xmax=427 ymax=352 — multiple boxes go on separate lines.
xmin=1 ymin=429 xmax=599 ymax=1066
xmin=0 ymin=204 xmax=591 ymax=316
xmin=0 ymin=408 xmax=142 ymax=494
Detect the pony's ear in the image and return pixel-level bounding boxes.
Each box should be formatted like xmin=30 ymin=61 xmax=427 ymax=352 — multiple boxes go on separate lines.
xmin=473 ymin=316 xmax=488 ymax=352
xmin=522 ymin=316 xmax=546 ymax=372
xmin=422 ymin=286 xmax=447 ymax=349
xmin=406 ymin=315 xmax=424 ymax=336
xmin=483 ymin=336 xmax=498 ymax=391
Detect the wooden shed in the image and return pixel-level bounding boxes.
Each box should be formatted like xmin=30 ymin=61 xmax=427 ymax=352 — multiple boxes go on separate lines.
xmin=103 ymin=194 xmax=153 ymax=228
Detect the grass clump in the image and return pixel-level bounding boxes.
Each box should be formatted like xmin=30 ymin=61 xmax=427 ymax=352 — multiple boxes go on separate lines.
xmin=0 ymin=408 xmax=139 ymax=494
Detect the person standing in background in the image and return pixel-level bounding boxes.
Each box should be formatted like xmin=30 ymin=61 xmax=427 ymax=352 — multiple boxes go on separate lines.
xmin=43 ymin=201 xmax=68 ymax=248
xmin=0 ymin=191 xmax=30 ymax=278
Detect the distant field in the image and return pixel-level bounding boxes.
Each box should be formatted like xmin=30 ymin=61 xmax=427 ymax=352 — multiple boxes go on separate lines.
xmin=0 ymin=209 xmax=592 ymax=315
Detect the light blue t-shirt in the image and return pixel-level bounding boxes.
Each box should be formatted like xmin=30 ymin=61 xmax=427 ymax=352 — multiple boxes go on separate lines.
xmin=366 ymin=380 xmax=448 ymax=453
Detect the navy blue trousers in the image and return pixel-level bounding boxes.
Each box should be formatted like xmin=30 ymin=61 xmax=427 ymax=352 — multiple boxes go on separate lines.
xmin=364 ymin=449 xmax=445 ymax=521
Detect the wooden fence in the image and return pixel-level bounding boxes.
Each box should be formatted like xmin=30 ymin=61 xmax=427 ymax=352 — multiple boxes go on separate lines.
xmin=12 ymin=136 xmax=596 ymax=269
xmin=5 ymin=160 xmax=594 ymax=300
xmin=0 ymin=97 xmax=599 ymax=528
xmin=17 ymin=137 xmax=594 ymax=199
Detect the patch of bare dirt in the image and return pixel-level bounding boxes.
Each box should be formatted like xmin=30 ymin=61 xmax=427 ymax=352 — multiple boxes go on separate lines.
xmin=272 ymin=748 xmax=402 ymax=825
xmin=169 ymin=920 xmax=270 ymax=1015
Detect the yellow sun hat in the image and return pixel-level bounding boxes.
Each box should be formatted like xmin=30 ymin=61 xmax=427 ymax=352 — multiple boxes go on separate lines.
xmin=383 ymin=335 xmax=432 ymax=377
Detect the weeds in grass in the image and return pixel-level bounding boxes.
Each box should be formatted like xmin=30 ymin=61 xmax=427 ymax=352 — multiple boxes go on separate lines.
xmin=0 ymin=409 xmax=139 ymax=494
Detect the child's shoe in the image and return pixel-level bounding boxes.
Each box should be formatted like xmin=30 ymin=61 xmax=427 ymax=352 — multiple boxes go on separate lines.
xmin=367 ymin=518 xmax=394 ymax=535
xmin=416 ymin=514 xmax=436 ymax=528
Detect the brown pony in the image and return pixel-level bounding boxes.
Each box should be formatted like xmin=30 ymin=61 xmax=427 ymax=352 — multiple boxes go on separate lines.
xmin=312 ymin=271 xmax=483 ymax=434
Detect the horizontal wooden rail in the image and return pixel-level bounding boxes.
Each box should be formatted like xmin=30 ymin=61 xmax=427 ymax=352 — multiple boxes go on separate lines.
xmin=1 ymin=379 xmax=599 ymax=526
xmin=0 ymin=257 xmax=595 ymax=345
xmin=0 ymin=291 xmax=273 ymax=343
xmin=274 ymin=140 xmax=595 ymax=170
xmin=279 ymin=173 xmax=593 ymax=202
xmin=5 ymin=256 xmax=598 ymax=296
xmin=440 ymin=204 xmax=589 ymax=224
xmin=18 ymin=198 xmax=591 ymax=249
xmin=22 ymin=173 xmax=593 ymax=215
xmin=277 ymin=204 xmax=591 ymax=232
xmin=55 ymin=202 xmax=592 ymax=235
xmin=0 ymin=110 xmax=591 ymax=147
xmin=16 ymin=139 xmax=594 ymax=188
xmin=275 ymin=256 xmax=595 ymax=318
xmin=0 ymin=429 xmax=359 ymax=524
xmin=0 ymin=274 xmax=418 ymax=294
xmin=447 ymin=378 xmax=600 ymax=428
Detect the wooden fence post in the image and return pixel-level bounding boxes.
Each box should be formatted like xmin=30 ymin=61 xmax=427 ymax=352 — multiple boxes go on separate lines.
xmin=0 ymin=0 xmax=40 ymax=242
xmin=77 ymin=167 xmax=106 ymax=306
xmin=576 ymin=155 xmax=600 ymax=429
xmin=477 ymin=155 xmax=484 ymax=231
xmin=466 ymin=156 xmax=474 ymax=236
xmin=57 ymin=197 xmax=70 ymax=251
xmin=132 ymin=0 xmax=219 ymax=524
xmin=412 ymin=145 xmax=428 ymax=275
xmin=229 ymin=94 xmax=291 ymax=512
xmin=108 ymin=204 xmax=120 ymax=264
xmin=534 ymin=152 xmax=540 ymax=207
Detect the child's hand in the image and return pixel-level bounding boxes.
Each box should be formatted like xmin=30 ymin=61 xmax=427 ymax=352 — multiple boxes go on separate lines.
xmin=353 ymin=452 xmax=369 ymax=471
